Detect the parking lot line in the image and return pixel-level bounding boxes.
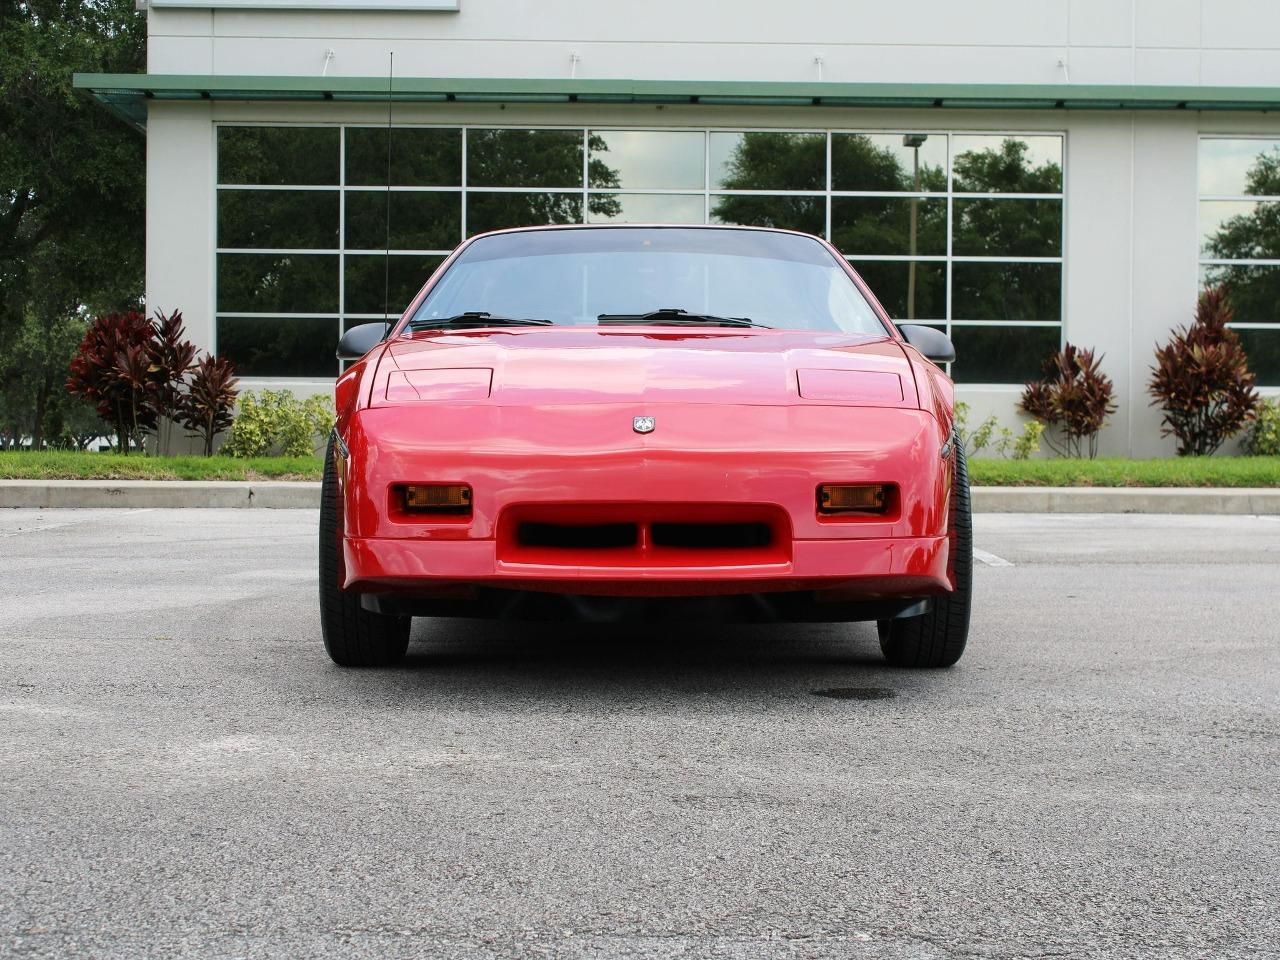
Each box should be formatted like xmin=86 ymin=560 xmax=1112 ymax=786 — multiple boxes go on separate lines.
xmin=973 ymin=547 xmax=1014 ymax=567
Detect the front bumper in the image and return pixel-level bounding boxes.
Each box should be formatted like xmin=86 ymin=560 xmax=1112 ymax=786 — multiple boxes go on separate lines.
xmin=344 ymin=532 xmax=950 ymax=598
xmin=339 ymin=401 xmax=953 ymax=606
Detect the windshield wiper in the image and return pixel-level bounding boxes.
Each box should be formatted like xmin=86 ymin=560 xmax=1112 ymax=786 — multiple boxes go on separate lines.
xmin=408 ymin=311 xmax=554 ymax=330
xmin=597 ymin=308 xmax=768 ymax=329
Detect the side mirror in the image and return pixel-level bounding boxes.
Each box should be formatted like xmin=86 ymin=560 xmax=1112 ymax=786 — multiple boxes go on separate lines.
xmin=337 ymin=322 xmax=388 ymax=361
xmin=898 ymin=324 xmax=956 ymax=364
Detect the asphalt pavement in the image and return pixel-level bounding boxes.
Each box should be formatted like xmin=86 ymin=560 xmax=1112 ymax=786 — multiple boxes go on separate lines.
xmin=1 ymin=509 xmax=1278 ymax=959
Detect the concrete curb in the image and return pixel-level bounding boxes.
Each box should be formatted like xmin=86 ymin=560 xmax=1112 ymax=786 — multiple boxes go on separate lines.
xmin=971 ymin=486 xmax=1280 ymax=515
xmin=2 ymin=480 xmax=1280 ymax=514
xmin=0 ymin=479 xmax=322 ymax=509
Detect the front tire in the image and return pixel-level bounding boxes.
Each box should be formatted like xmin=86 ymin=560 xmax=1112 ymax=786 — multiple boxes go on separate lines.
xmin=877 ymin=441 xmax=973 ymax=668
xmin=319 ymin=437 xmax=410 ymax=667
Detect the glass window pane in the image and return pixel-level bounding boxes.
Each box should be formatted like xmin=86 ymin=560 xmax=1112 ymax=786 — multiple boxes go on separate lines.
xmin=1199 ymin=138 xmax=1280 ymax=196
xmin=467 ymin=129 xmax=584 ymax=188
xmin=345 ymin=256 xmax=445 ymax=316
xmin=710 ymin=132 xmax=826 ymax=191
xmin=711 ymin=195 xmax=824 ymax=235
xmin=832 ymin=133 xmax=947 ymax=192
xmin=1235 ymin=328 xmax=1280 ymax=386
xmin=217 ymin=127 xmax=339 ymax=186
xmin=951 ymin=325 xmax=1061 ymax=384
xmin=466 ymin=193 xmax=583 ymax=236
xmin=345 ymin=255 xmax=445 ymax=316
xmin=345 ymin=191 xmax=461 ymax=250
xmin=217 ymin=254 xmax=338 ymax=314
xmin=217 ymin=190 xmax=339 ymax=250
xmin=849 ymin=260 xmax=946 ymax=321
xmin=953 ymin=262 xmax=1061 ymax=321
xmin=953 ymin=198 xmax=1062 ymax=257
xmin=952 ymin=135 xmax=1062 ymax=193
xmin=216 ymin=317 xmax=337 ymax=378
xmin=831 ymin=197 xmax=947 ymax=256
xmin=1202 ymin=264 xmax=1280 ymax=325
xmin=589 ymin=130 xmax=704 ymax=190
xmin=1199 ymin=200 xmax=1280 ymax=259
xmin=587 ymin=193 xmax=704 ymax=224
xmin=344 ymin=127 xmax=461 ymax=187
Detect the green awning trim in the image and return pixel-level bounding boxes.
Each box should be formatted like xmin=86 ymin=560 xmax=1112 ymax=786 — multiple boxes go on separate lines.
xmin=74 ymin=73 xmax=1280 ymax=131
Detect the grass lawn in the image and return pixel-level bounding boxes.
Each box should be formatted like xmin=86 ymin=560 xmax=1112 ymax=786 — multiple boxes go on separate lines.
xmin=970 ymin=456 xmax=1280 ymax=487
xmin=2 ymin=451 xmax=1278 ymax=487
xmin=0 ymin=451 xmax=324 ymax=481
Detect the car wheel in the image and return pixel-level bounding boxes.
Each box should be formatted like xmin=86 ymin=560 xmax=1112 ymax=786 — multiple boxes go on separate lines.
xmin=877 ymin=441 xmax=973 ymax=668
xmin=319 ymin=436 xmax=410 ymax=667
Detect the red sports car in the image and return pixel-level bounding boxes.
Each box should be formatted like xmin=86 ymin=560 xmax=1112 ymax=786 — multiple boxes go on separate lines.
xmin=323 ymin=225 xmax=971 ymax=669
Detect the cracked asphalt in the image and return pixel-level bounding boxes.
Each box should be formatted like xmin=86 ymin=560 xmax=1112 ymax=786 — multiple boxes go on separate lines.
xmin=1 ymin=509 xmax=1278 ymax=959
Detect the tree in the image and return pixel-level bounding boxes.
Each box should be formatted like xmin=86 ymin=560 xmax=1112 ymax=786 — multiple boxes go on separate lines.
xmin=0 ymin=305 xmax=97 ymax=448
xmin=1 ymin=0 xmax=146 ymax=435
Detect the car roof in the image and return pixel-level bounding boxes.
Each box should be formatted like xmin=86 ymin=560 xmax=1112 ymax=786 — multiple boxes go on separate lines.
xmin=464 ymin=222 xmax=824 ymax=243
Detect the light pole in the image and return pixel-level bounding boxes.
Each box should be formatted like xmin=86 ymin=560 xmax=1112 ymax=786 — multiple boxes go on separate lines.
xmin=902 ymin=134 xmax=928 ymax=321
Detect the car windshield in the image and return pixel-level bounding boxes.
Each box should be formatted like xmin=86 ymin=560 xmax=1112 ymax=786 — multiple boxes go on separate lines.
xmin=406 ymin=227 xmax=888 ymax=336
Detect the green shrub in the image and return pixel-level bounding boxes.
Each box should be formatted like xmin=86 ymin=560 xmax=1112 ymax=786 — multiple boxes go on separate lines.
xmin=954 ymin=402 xmax=1042 ymax=461
xmin=221 ymin=389 xmax=334 ymax=459
xmin=1244 ymin=397 xmax=1280 ymax=455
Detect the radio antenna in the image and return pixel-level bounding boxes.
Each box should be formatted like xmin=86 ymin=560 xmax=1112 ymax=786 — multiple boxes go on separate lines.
xmin=383 ymin=51 xmax=394 ymax=337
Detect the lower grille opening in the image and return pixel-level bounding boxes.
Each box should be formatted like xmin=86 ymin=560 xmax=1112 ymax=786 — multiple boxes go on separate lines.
xmin=651 ymin=522 xmax=773 ymax=550
xmin=517 ymin=522 xmax=638 ymax=550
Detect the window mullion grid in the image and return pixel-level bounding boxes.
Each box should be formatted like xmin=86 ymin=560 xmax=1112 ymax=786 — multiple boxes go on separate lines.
xmin=464 ymin=185 xmax=587 ymax=194
xmin=338 ymin=124 xmax=346 ymax=370
xmin=830 ymin=190 xmax=1061 ymax=201
xmin=848 ymin=254 xmax=948 ymax=262
xmin=216 ymin=312 xmax=344 ymax=320
xmin=461 ymin=127 xmax=469 ymax=242
xmin=214 ymin=183 xmax=338 ymax=191
xmin=824 ymin=131 xmax=832 ymax=243
xmin=344 ymin=249 xmax=452 ymax=257
xmin=216 ymin=248 xmax=341 ymax=255
xmin=217 ymin=124 xmax=1068 ymax=383
xmin=951 ymin=256 xmax=1063 ymax=264
xmin=1200 ymin=194 xmax=1280 ymax=202
xmin=945 ymin=133 xmax=954 ymax=358
xmin=703 ymin=128 xmax=710 ymax=224
xmin=948 ymin=319 xmax=1061 ymax=326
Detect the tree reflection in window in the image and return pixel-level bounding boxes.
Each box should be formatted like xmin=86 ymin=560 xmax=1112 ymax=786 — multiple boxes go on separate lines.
xmin=953 ymin=137 xmax=1062 ymax=194
xmin=1203 ymin=146 xmax=1280 ymax=382
xmin=212 ymin=126 xmax=1068 ymax=381
xmin=467 ymin=129 xmax=620 ymax=223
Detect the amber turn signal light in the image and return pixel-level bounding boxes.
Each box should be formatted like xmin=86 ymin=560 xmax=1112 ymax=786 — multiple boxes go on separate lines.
xmin=400 ymin=484 xmax=472 ymax=513
xmin=818 ymin=483 xmax=887 ymax=514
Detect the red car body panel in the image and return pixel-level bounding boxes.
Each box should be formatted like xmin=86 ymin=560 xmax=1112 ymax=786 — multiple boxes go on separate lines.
xmin=332 ymin=226 xmax=956 ymax=618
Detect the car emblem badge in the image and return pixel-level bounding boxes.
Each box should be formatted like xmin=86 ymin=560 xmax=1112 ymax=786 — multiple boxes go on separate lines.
xmin=633 ymin=416 xmax=656 ymax=434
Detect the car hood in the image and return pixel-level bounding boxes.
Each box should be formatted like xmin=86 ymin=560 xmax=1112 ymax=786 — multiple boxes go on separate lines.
xmin=376 ymin=326 xmax=920 ymax=408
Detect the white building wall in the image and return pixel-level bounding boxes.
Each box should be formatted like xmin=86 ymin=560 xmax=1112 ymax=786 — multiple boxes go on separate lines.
xmin=147 ymin=0 xmax=1280 ymax=87
xmin=146 ymin=101 xmax=216 ymax=364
